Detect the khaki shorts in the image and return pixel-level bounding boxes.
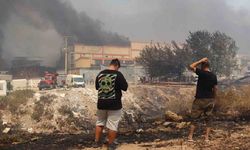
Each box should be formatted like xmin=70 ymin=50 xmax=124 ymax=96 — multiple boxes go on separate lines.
xmin=96 ymin=109 xmax=122 ymax=131
xmin=190 ymin=98 xmax=215 ymax=125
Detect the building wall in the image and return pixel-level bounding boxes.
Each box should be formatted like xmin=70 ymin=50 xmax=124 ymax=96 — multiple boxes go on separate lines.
xmin=103 ymin=46 xmax=130 ymax=56
xmin=131 ymin=50 xmax=141 ymax=59
xmin=71 ymin=42 xmax=152 ymax=69
xmin=70 ymin=69 xmax=80 ymax=75
xmin=74 ymin=44 xmax=102 ymax=53
xmin=76 ymin=66 xmax=146 ymax=83
xmin=131 ymin=42 xmax=151 ymax=59
xmin=75 ymin=57 xmax=92 ymax=68
xmin=79 ymin=69 xmax=100 ymax=83
xmin=10 ymin=79 xmax=41 ymax=91
xmin=0 ymin=80 xmax=7 ymax=96
xmin=0 ymin=75 xmax=13 ymax=81
xmin=131 ymin=42 xmax=150 ymax=50
xmin=73 ymin=44 xmax=102 ymax=61
xmin=233 ymin=54 xmax=250 ymax=78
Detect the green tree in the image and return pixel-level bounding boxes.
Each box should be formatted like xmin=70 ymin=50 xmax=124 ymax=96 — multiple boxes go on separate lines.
xmin=172 ymin=41 xmax=192 ymax=78
xmin=186 ymin=30 xmax=238 ymax=76
xmin=210 ymin=31 xmax=238 ymax=76
xmin=136 ymin=43 xmax=191 ymax=79
xmin=186 ymin=31 xmax=212 ymax=60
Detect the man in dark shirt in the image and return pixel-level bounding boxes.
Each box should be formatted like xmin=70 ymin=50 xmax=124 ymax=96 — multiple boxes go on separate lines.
xmin=94 ymin=59 xmax=128 ymax=149
xmin=188 ymin=57 xmax=217 ymax=142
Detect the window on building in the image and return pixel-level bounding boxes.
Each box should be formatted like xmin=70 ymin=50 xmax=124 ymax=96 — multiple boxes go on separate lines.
xmin=120 ymin=60 xmax=134 ymax=65
xmin=95 ymin=60 xmax=102 ymax=65
xmin=104 ymin=60 xmax=111 ymax=65
xmin=125 ymin=60 xmax=135 ymax=65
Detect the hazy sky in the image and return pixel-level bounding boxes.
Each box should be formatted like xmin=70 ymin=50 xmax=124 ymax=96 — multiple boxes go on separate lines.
xmin=68 ymin=0 xmax=250 ymax=54
xmin=227 ymin=0 xmax=250 ymax=10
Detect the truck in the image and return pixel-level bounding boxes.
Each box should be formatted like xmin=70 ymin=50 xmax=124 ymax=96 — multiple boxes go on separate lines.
xmin=66 ymin=74 xmax=85 ymax=88
xmin=57 ymin=74 xmax=66 ymax=88
xmin=38 ymin=72 xmax=58 ymax=90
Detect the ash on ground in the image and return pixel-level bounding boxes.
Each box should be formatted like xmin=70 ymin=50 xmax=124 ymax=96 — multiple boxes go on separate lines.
xmin=0 ymin=84 xmax=250 ymax=150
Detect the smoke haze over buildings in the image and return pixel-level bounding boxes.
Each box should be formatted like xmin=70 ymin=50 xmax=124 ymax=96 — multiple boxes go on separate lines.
xmin=0 ymin=0 xmax=130 ymax=67
xmin=1 ymin=0 xmax=250 ymax=68
xmin=70 ymin=0 xmax=250 ymax=54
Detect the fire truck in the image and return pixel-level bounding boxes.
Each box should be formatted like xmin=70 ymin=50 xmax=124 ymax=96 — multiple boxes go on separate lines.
xmin=38 ymin=72 xmax=58 ymax=90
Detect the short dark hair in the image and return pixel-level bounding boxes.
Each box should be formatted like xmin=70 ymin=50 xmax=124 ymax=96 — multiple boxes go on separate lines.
xmin=110 ymin=58 xmax=121 ymax=68
xmin=201 ymin=61 xmax=210 ymax=69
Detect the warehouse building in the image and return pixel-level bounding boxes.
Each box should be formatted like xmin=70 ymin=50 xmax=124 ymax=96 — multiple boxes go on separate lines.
xmin=67 ymin=42 xmax=150 ymax=82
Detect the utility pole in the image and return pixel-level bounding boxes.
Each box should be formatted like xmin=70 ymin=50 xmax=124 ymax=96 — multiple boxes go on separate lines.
xmin=64 ymin=36 xmax=72 ymax=74
xmin=64 ymin=37 xmax=68 ymax=74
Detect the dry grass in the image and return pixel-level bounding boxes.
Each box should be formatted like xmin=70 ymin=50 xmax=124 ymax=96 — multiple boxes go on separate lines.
xmin=31 ymin=94 xmax=56 ymax=122
xmin=58 ymin=105 xmax=74 ymax=118
xmin=0 ymin=112 xmax=3 ymax=132
xmin=57 ymin=105 xmax=92 ymax=130
xmin=58 ymin=105 xmax=76 ymax=127
xmin=216 ymin=85 xmax=250 ymax=117
xmin=44 ymin=108 xmax=54 ymax=120
xmin=31 ymin=102 xmax=44 ymax=122
xmin=0 ymin=90 xmax=34 ymax=114
xmin=0 ymin=130 xmax=29 ymax=145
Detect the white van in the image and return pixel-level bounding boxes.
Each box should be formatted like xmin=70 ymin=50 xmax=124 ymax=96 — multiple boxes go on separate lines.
xmin=66 ymin=74 xmax=85 ymax=88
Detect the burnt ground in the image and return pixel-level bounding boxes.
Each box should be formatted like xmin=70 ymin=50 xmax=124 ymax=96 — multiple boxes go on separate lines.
xmin=1 ymin=120 xmax=250 ymax=150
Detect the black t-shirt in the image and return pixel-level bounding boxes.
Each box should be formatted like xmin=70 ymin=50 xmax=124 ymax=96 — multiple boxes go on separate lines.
xmin=195 ymin=68 xmax=217 ymax=99
xmin=95 ymin=69 xmax=128 ymax=110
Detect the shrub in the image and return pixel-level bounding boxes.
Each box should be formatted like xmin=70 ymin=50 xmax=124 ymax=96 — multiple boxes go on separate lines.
xmin=0 ymin=90 xmax=34 ymax=114
xmin=216 ymin=85 xmax=250 ymax=115
xmin=31 ymin=102 xmax=44 ymax=122
xmin=58 ymin=105 xmax=73 ymax=118
xmin=31 ymin=94 xmax=56 ymax=122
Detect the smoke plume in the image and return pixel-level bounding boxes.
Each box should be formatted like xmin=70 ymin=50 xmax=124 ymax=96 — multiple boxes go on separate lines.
xmin=71 ymin=0 xmax=250 ymax=54
xmin=0 ymin=0 xmax=130 ymax=67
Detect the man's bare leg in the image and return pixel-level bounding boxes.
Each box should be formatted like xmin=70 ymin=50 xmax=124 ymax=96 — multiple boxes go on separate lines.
xmin=95 ymin=126 xmax=104 ymax=142
xmin=107 ymin=130 xmax=117 ymax=145
xmin=204 ymin=127 xmax=211 ymax=141
xmin=188 ymin=124 xmax=196 ymax=141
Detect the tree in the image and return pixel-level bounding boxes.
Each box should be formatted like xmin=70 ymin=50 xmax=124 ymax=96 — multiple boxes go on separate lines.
xmin=172 ymin=41 xmax=192 ymax=78
xmin=186 ymin=31 xmax=213 ymax=60
xmin=210 ymin=31 xmax=238 ymax=76
xmin=186 ymin=30 xmax=238 ymax=76
xmin=136 ymin=43 xmax=191 ymax=79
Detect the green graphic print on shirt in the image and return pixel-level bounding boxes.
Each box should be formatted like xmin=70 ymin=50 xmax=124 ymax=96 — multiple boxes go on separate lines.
xmin=98 ymin=73 xmax=117 ymax=99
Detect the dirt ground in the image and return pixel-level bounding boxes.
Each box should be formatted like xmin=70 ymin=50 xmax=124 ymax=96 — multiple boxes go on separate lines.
xmin=1 ymin=120 xmax=250 ymax=150
xmin=1 ymin=84 xmax=250 ymax=150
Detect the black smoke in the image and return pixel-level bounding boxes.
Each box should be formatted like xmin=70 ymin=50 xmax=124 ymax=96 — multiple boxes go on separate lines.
xmin=73 ymin=0 xmax=250 ymax=55
xmin=0 ymin=0 xmax=130 ymax=68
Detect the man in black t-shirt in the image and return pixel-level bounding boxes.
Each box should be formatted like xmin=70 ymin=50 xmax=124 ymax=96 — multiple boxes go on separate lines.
xmin=93 ymin=59 xmax=128 ymax=149
xmin=188 ymin=57 xmax=217 ymax=142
